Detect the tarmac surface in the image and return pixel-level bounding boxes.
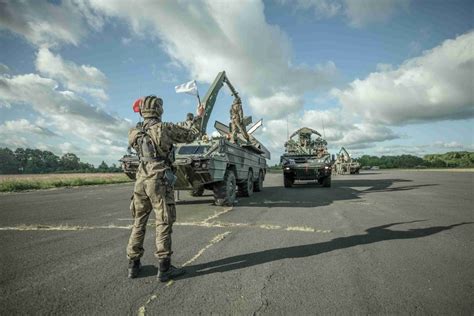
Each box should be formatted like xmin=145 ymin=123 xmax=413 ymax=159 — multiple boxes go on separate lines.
xmin=0 ymin=170 xmax=473 ymax=315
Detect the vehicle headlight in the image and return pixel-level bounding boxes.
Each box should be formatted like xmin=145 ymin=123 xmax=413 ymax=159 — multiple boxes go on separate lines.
xmin=201 ymin=163 xmax=207 ymax=169
xmin=324 ymin=166 xmax=329 ymax=169
xmin=285 ymin=167 xmax=290 ymax=170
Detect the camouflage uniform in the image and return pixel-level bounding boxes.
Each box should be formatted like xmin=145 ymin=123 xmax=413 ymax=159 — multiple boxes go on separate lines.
xmin=127 ymin=95 xmax=196 ymax=280
xmin=230 ymin=98 xmax=250 ymax=143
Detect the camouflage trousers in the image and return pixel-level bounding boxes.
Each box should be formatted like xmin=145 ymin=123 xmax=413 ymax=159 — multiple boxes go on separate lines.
xmin=230 ymin=118 xmax=250 ymax=142
xmin=126 ymin=177 xmax=176 ymax=260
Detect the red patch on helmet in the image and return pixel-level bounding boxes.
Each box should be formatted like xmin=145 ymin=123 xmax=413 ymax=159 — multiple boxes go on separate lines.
xmin=132 ymin=98 xmax=142 ymax=113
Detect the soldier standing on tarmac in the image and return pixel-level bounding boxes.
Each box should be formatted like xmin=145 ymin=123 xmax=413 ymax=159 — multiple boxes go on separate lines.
xmin=127 ymin=95 xmax=197 ymax=281
xmin=229 ymin=96 xmax=250 ymax=143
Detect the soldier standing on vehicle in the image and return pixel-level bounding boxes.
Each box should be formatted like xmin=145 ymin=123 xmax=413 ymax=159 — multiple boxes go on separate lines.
xmin=230 ymin=97 xmax=250 ymax=143
xmin=127 ymin=95 xmax=197 ymax=281
xmin=180 ymin=112 xmax=194 ymax=129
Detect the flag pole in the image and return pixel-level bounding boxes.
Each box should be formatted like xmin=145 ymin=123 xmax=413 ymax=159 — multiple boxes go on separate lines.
xmin=196 ymin=90 xmax=202 ymax=108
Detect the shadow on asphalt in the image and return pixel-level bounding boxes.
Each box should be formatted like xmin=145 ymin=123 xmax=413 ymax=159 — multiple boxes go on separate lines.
xmin=236 ymin=178 xmax=438 ymax=208
xmin=179 ymin=221 xmax=472 ymax=280
xmin=136 ymin=265 xmax=158 ymax=278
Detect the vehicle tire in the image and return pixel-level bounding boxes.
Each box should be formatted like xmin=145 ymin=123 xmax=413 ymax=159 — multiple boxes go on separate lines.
xmin=283 ymin=174 xmax=294 ymax=188
xmin=213 ymin=169 xmax=237 ymax=206
xmin=191 ymin=185 xmax=204 ymax=197
xmin=239 ymin=170 xmax=254 ymax=197
xmin=253 ymin=170 xmax=264 ymax=192
xmin=322 ymin=176 xmax=331 ymax=188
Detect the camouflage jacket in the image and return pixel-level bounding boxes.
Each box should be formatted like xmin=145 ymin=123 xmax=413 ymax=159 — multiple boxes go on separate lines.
xmin=230 ymin=102 xmax=244 ymax=121
xmin=128 ymin=120 xmax=197 ymax=180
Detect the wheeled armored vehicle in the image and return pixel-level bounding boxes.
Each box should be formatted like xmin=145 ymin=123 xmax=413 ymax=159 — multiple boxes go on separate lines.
xmin=280 ymin=127 xmax=332 ymax=188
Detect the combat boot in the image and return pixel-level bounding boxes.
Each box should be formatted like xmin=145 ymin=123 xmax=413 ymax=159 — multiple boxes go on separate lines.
xmin=128 ymin=259 xmax=141 ymax=279
xmin=157 ymin=258 xmax=185 ymax=282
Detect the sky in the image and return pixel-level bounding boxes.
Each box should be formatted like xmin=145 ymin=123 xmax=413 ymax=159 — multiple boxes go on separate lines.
xmin=0 ymin=0 xmax=473 ymax=166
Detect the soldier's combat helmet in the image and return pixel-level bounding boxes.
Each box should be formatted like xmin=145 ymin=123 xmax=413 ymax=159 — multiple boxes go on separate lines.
xmin=139 ymin=95 xmax=163 ymax=118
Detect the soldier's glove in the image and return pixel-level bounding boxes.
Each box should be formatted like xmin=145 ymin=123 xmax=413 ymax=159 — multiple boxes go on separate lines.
xmin=164 ymin=169 xmax=177 ymax=187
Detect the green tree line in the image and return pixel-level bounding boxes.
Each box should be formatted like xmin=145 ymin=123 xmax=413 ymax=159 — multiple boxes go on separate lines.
xmin=357 ymin=151 xmax=474 ymax=169
xmin=0 ymin=147 xmax=122 ymax=174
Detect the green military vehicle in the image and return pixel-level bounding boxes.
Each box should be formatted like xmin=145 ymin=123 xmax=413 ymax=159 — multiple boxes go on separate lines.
xmin=120 ymin=71 xmax=270 ymax=206
xmin=280 ymin=127 xmax=332 ymax=188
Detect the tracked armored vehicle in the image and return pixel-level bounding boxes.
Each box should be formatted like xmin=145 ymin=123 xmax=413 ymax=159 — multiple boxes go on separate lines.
xmin=334 ymin=147 xmax=360 ymax=175
xmin=120 ymin=71 xmax=270 ymax=206
xmin=280 ymin=127 xmax=332 ymax=188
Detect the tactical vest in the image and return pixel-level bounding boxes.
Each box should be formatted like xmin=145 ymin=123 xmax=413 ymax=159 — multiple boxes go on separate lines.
xmin=136 ymin=123 xmax=165 ymax=162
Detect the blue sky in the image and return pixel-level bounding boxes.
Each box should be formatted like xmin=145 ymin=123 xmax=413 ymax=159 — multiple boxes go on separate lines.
xmin=0 ymin=0 xmax=472 ymax=165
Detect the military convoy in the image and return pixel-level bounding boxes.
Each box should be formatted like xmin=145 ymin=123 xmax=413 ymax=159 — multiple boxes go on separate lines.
xmin=333 ymin=147 xmax=361 ymax=175
xmin=120 ymin=71 xmax=270 ymax=206
xmin=280 ymin=127 xmax=332 ymax=188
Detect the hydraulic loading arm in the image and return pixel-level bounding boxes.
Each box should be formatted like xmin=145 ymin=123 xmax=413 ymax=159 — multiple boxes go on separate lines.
xmin=199 ymin=71 xmax=239 ymax=135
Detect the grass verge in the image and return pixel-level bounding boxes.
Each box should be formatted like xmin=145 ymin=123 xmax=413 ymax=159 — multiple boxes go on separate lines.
xmin=0 ymin=174 xmax=133 ymax=192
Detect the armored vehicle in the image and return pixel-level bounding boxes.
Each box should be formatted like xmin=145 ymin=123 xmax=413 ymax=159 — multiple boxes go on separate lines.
xmin=333 ymin=147 xmax=360 ymax=175
xmin=280 ymin=127 xmax=332 ymax=188
xmin=120 ymin=71 xmax=269 ymax=206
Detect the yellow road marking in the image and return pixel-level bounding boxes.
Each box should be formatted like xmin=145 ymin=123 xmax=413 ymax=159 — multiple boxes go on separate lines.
xmin=137 ymin=231 xmax=231 ymax=316
xmin=0 ymin=222 xmax=330 ymax=234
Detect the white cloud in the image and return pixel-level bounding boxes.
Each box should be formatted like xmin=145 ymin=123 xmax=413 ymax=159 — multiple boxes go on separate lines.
xmin=0 ymin=73 xmax=131 ymax=163
xmin=278 ymin=0 xmax=409 ymax=27
xmin=434 ymin=141 xmax=473 ymax=150
xmin=333 ymin=31 xmax=474 ymax=125
xmin=0 ymin=119 xmax=57 ymax=137
xmin=0 ymin=1 xmax=101 ymax=46
xmin=344 ymin=0 xmax=409 ymax=27
xmin=87 ymin=0 xmax=337 ymax=119
xmin=35 ymin=47 xmax=108 ymax=102
xmin=121 ymin=37 xmax=132 ymax=46
xmin=249 ymin=93 xmax=304 ymax=119
xmin=278 ymin=0 xmax=342 ymax=18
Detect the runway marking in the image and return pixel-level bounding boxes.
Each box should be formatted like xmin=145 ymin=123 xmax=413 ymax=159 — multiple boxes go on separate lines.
xmin=0 ymin=222 xmax=331 ymax=234
xmin=137 ymin=231 xmax=231 ymax=316
xmin=202 ymin=207 xmax=233 ymax=223
xmin=0 ymin=224 xmax=132 ymax=231
xmin=182 ymin=231 xmax=231 ymax=267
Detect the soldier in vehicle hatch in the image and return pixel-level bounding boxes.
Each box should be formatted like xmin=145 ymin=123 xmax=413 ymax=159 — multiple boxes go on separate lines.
xmin=229 ymin=96 xmax=250 ymax=143
xmin=127 ymin=95 xmax=198 ymax=281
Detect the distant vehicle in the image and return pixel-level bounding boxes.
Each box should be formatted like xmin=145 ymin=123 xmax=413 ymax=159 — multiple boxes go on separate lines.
xmin=333 ymin=147 xmax=361 ymax=175
xmin=120 ymin=71 xmax=270 ymax=206
xmin=371 ymin=166 xmax=380 ymax=170
xmin=280 ymin=127 xmax=332 ymax=188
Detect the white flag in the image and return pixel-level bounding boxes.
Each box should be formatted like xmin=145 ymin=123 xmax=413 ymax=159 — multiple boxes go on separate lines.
xmin=175 ymin=80 xmax=198 ymax=96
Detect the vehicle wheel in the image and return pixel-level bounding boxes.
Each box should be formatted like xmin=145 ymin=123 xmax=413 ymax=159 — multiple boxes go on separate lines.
xmin=213 ymin=169 xmax=237 ymax=206
xmin=239 ymin=170 xmax=254 ymax=197
xmin=322 ymin=176 xmax=331 ymax=188
xmin=253 ymin=170 xmax=264 ymax=192
xmin=283 ymin=174 xmax=294 ymax=188
xmin=191 ymin=185 xmax=204 ymax=197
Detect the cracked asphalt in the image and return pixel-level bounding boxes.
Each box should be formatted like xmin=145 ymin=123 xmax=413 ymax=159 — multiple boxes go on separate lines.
xmin=0 ymin=170 xmax=473 ymax=315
